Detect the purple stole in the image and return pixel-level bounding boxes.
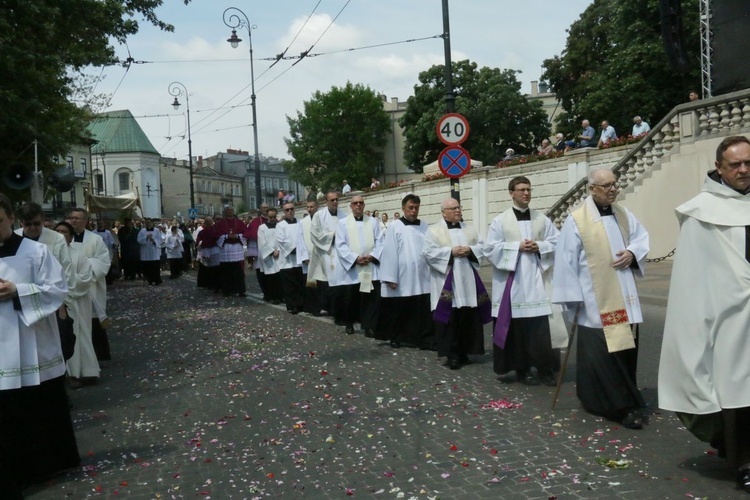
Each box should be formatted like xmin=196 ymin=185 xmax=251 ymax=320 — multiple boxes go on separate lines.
xmin=433 ymin=266 xmax=492 ymax=325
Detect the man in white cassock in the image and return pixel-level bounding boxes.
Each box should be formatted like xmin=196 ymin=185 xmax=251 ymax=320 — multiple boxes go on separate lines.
xmin=54 ymin=221 xmax=98 ymax=385
xmin=0 ymin=193 xmax=79 ymax=496
xmin=257 ymin=207 xmax=284 ymax=304
xmin=552 ymin=167 xmax=649 ymax=429
xmin=485 ymin=176 xmax=566 ymax=387
xmin=333 ymin=195 xmax=384 ymax=335
xmin=296 ymin=201 xmax=323 ymax=316
xmin=658 ymin=136 xmax=750 ymax=492
xmin=423 ymin=197 xmax=492 ymax=370
xmin=137 ymin=218 xmax=164 ymax=286
xmin=376 ymin=193 xmax=433 ymax=349
xmin=277 ymin=202 xmax=304 ymax=314
xmin=69 ymin=207 xmax=112 ymax=362
xmin=309 ymin=190 xmax=348 ymax=322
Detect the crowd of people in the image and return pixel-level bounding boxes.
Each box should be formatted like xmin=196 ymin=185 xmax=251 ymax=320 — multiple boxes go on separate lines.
xmin=1 ymin=136 xmax=748 ymax=495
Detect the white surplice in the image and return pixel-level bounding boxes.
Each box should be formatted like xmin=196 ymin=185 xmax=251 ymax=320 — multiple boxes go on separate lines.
xmin=257 ymin=224 xmax=280 ymax=275
xmin=72 ymin=230 xmax=111 ymax=320
xmin=422 ymin=220 xmax=485 ymax=310
xmin=309 ymin=208 xmax=348 ymax=285
xmin=484 ymin=207 xmax=558 ymax=317
xmin=64 ymin=243 xmax=99 ymax=378
xmin=137 ymin=227 xmax=163 ymax=261
xmin=296 ymin=216 xmax=313 ymax=274
xmin=551 ymin=196 xmax=649 ymax=328
xmin=659 ymin=176 xmax=750 ymax=414
xmin=0 ymin=237 xmax=68 ymax=389
xmin=333 ymin=215 xmax=384 ymax=286
xmin=379 ymin=219 xmax=430 ymax=298
xmin=276 ymin=219 xmax=301 ymax=270
xmin=14 ymin=227 xmax=73 ymax=285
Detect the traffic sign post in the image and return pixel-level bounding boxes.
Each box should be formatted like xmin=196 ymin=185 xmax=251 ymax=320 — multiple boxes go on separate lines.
xmin=188 ymin=207 xmax=198 ymax=219
xmin=437 ymin=146 xmax=472 ymax=179
xmin=436 ymin=113 xmax=470 ymax=146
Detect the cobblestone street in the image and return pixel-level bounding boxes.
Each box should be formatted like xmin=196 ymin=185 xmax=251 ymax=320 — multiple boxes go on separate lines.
xmin=26 ymin=264 xmax=744 ymax=499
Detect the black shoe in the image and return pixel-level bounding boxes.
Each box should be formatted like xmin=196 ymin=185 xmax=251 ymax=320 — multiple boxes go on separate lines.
xmin=499 ymin=373 xmax=517 ymax=384
xmin=539 ymin=374 xmax=557 ymax=387
xmin=446 ymin=359 xmax=461 ymax=370
xmin=737 ymin=468 xmax=750 ymax=493
xmin=522 ymin=373 xmax=540 ymax=386
xmin=239 ymin=293 xmax=247 ymax=297
xmin=290 ymin=308 xmax=299 ymax=315
xmin=459 ymin=356 xmax=472 ymax=365
xmin=621 ymin=409 xmax=644 ymax=430
xmin=390 ymin=340 xmax=401 ymax=348
xmin=364 ymin=329 xmax=375 ymax=338
xmin=345 ymin=325 xmax=355 ymax=335
xmin=311 ymin=311 xmax=322 ymax=317
xmin=272 ymin=299 xmax=281 ymax=305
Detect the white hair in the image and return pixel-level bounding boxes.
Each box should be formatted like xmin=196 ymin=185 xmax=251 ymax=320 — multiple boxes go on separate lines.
xmin=587 ymin=167 xmax=613 ymax=184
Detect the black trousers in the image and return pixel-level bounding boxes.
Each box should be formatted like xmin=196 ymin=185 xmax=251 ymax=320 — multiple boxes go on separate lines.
xmin=142 ymin=259 xmax=162 ymax=285
xmin=492 ymin=315 xmax=557 ymax=376
xmin=339 ymin=281 xmax=381 ymax=330
xmin=280 ymin=267 xmax=305 ymax=311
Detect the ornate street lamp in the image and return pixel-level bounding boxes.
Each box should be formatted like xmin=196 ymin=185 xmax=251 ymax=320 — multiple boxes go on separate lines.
xmin=168 ymin=81 xmax=195 ymax=211
xmin=223 ymin=7 xmax=263 ymax=208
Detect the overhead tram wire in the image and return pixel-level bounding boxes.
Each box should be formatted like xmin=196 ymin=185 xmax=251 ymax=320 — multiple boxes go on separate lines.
xmin=292 ymin=0 xmax=351 ymax=67
xmin=269 ymin=0 xmax=322 ymax=69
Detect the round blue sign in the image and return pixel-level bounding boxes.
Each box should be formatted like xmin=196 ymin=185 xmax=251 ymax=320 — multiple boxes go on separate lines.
xmin=438 ymin=146 xmax=472 ymax=179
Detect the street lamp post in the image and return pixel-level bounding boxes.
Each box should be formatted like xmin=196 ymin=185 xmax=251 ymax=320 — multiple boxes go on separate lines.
xmin=223 ymin=7 xmax=263 ymax=209
xmin=168 ymin=81 xmax=195 ymax=212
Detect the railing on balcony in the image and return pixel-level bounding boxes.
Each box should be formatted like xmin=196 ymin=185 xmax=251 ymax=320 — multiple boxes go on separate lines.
xmin=546 ymin=88 xmax=750 ymax=226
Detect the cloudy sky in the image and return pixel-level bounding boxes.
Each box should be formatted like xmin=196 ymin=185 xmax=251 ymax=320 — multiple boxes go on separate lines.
xmin=98 ymin=0 xmax=593 ymax=163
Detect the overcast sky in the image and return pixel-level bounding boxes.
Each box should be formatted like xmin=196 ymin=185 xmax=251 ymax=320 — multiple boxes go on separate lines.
xmin=97 ymin=0 xmax=593 ymax=163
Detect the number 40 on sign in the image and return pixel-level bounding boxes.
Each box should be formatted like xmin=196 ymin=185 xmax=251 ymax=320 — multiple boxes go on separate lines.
xmin=436 ymin=113 xmax=470 ymax=146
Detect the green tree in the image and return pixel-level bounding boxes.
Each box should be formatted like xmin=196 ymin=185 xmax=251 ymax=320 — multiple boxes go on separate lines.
xmin=0 ymin=0 xmax=188 ymax=199
xmin=399 ymin=60 xmax=551 ymax=171
xmin=541 ymin=0 xmax=700 ymax=139
xmin=284 ymin=82 xmax=390 ymax=192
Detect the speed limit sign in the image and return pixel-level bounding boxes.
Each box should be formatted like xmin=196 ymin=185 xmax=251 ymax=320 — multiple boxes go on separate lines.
xmin=436 ymin=113 xmax=470 ymax=146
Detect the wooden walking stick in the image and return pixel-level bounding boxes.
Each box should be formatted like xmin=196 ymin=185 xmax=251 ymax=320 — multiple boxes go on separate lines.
xmin=552 ymin=304 xmax=581 ymax=410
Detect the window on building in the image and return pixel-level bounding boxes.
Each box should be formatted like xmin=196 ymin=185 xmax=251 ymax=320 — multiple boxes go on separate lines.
xmin=93 ymin=171 xmax=104 ymax=194
xmin=66 ymin=155 xmax=74 ymax=169
xmin=118 ymin=171 xmax=130 ymax=192
xmin=208 ymin=181 xmax=212 ymax=193
xmin=79 ymin=158 xmax=87 ymax=175
xmin=69 ymin=187 xmax=77 ymax=205
xmin=273 ymin=178 xmax=279 ymax=189
xmin=250 ymin=197 xmax=256 ymax=208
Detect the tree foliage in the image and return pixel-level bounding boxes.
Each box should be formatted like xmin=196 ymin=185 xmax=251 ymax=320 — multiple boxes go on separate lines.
xmin=0 ymin=0 xmax=188 ymax=199
xmin=541 ymin=0 xmax=700 ymax=138
xmin=284 ymin=82 xmax=390 ymax=192
xmin=399 ymin=60 xmax=551 ymax=171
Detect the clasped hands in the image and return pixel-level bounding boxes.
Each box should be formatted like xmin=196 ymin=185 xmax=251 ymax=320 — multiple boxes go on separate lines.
xmin=519 ymin=239 xmax=539 ymax=253
xmin=356 ymin=255 xmax=374 ymax=266
xmin=0 ymin=278 xmax=18 ymax=301
xmin=451 ymin=245 xmax=472 ymax=258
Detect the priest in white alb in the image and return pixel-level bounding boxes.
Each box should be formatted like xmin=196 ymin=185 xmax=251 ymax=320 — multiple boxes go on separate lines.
xmin=0 ymin=193 xmax=79 ymax=496
xmin=423 ymin=197 xmax=492 ymax=370
xmin=333 ymin=195 xmax=384 ymax=335
xmin=376 ymin=193 xmax=433 ymax=349
xmin=658 ymin=136 xmax=750 ymax=492
xmin=309 ymin=190 xmax=347 ymax=322
xmin=484 ymin=176 xmax=566 ymax=387
xmin=257 ymin=207 xmax=283 ymax=304
xmin=69 ymin=207 xmax=112 ymax=362
xmin=296 ymin=200 xmax=323 ymax=316
xmin=276 ymin=202 xmax=304 ymax=314
xmin=552 ymin=167 xmax=649 ymax=429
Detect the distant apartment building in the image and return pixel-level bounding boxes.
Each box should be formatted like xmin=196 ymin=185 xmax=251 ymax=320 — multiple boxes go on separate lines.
xmin=526 ymin=81 xmax=562 ymax=133
xmin=380 ymin=95 xmax=423 ymax=184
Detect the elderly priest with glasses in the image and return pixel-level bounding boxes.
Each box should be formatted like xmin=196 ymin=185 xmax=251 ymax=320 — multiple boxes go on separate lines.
xmin=552 ymin=167 xmax=649 ymax=430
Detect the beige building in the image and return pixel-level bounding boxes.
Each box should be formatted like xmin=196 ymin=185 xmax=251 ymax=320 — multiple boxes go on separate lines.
xmin=526 ymin=81 xmax=562 ymax=134
xmin=380 ymin=96 xmax=423 ymax=185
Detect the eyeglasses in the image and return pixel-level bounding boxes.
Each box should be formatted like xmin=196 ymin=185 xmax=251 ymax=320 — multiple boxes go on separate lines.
xmin=351 ymin=201 xmax=364 ymax=205
xmin=283 ymin=208 xmax=294 ymax=212
xmin=591 ymin=182 xmax=618 ymax=191
xmin=513 ymin=188 xmax=532 ymax=193
xmin=442 ymin=206 xmax=462 ymax=211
